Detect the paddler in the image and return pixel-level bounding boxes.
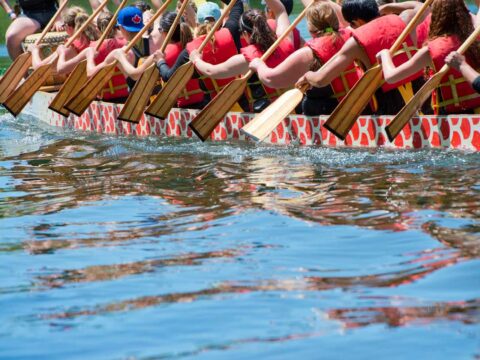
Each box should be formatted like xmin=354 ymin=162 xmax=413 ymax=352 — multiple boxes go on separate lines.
xmin=187 ymin=0 xmax=295 ymax=112
xmin=295 ymin=0 xmax=426 ymax=115
xmin=263 ymin=0 xmax=305 ymax=50
xmin=378 ymin=0 xmax=480 ymax=114
xmin=249 ymin=1 xmax=363 ymax=115
xmin=3 ymin=0 xmax=66 ymax=60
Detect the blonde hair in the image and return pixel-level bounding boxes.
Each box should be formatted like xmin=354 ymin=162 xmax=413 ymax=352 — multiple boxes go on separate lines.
xmin=195 ymin=22 xmax=214 ymax=37
xmin=62 ymin=6 xmax=87 ymax=28
xmin=306 ymin=2 xmax=339 ymax=37
xmin=74 ymin=12 xmax=100 ymax=41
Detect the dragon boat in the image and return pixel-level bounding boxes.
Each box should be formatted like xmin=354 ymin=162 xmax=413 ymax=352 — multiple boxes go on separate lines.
xmin=17 ymin=90 xmax=480 ymax=151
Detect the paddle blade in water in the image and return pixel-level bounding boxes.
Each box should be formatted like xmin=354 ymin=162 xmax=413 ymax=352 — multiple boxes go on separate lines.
xmin=65 ymin=63 xmax=116 ymax=116
xmin=189 ymin=78 xmax=248 ymax=141
xmin=2 ymin=62 xmax=53 ymax=117
xmin=0 ymin=52 xmax=32 ymax=103
xmin=49 ymin=60 xmax=88 ymax=117
xmin=386 ymin=71 xmax=444 ymax=142
xmin=241 ymin=88 xmax=304 ymax=142
xmin=118 ymin=64 xmax=160 ymax=123
xmin=324 ymin=65 xmax=383 ymax=140
xmin=145 ymin=61 xmax=195 ymax=119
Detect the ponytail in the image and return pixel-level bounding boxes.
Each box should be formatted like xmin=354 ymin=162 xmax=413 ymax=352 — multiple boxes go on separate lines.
xmin=240 ymin=9 xmax=276 ymax=52
xmin=160 ymin=11 xmax=194 ymax=48
xmin=96 ymin=11 xmax=115 ymax=39
xmin=74 ymin=13 xmax=100 ymax=42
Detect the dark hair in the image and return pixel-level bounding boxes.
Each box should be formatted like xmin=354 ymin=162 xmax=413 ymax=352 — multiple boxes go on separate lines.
xmin=160 ymin=11 xmax=193 ymax=47
xmin=135 ymin=1 xmax=151 ymax=12
xmin=240 ymin=9 xmax=276 ymax=52
xmin=429 ymin=0 xmax=480 ymax=67
xmin=342 ymin=0 xmax=380 ymax=23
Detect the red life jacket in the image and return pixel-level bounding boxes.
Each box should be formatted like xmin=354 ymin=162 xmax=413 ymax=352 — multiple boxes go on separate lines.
xmin=186 ymin=28 xmax=238 ymax=97
xmin=353 ymin=14 xmax=422 ymax=92
xmin=240 ymin=39 xmax=294 ymax=111
xmin=267 ymin=19 xmax=302 ymax=50
xmin=71 ymin=36 xmax=90 ymax=54
xmin=93 ymin=37 xmax=129 ymax=101
xmin=165 ymin=42 xmax=204 ymax=107
xmin=428 ymin=35 xmax=480 ymax=113
xmin=307 ymin=28 xmax=363 ymax=102
xmin=416 ymin=14 xmax=431 ymax=48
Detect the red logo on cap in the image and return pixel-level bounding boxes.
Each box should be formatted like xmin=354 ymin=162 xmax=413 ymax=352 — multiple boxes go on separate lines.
xmin=132 ymin=14 xmax=142 ymax=24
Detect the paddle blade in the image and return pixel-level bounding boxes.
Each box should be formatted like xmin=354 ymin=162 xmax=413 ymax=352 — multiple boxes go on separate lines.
xmin=324 ymin=66 xmax=383 ymax=140
xmin=145 ymin=62 xmax=194 ymax=119
xmin=386 ymin=72 xmax=443 ymax=142
xmin=49 ymin=60 xmax=88 ymax=117
xmin=65 ymin=63 xmax=116 ymax=116
xmin=189 ymin=78 xmax=248 ymax=141
xmin=118 ymin=64 xmax=160 ymax=123
xmin=241 ymin=88 xmax=304 ymax=142
xmin=2 ymin=63 xmax=53 ymax=117
xmin=0 ymin=52 xmax=32 ymax=103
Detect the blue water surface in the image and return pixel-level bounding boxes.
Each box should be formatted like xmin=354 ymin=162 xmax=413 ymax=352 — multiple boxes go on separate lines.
xmin=0 ymin=110 xmax=479 ymax=359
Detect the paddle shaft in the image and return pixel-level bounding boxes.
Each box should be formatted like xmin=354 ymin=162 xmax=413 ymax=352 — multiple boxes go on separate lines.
xmin=145 ymin=0 xmax=238 ymax=119
xmin=189 ymin=2 xmax=313 ymax=141
xmin=324 ymin=0 xmax=434 ymax=140
xmin=94 ymin=0 xmax=129 ymax=51
xmin=34 ymin=0 xmax=70 ymax=45
xmin=65 ymin=0 xmax=109 ymax=48
xmin=118 ymin=0 xmax=190 ymax=123
xmin=386 ymin=19 xmax=480 ymax=141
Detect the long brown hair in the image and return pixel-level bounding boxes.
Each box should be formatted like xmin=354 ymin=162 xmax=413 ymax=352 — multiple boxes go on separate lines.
xmin=429 ymin=0 xmax=480 ymax=66
xmin=96 ymin=11 xmax=115 ymax=39
xmin=306 ymin=2 xmax=339 ymax=37
xmin=240 ymin=9 xmax=276 ymax=52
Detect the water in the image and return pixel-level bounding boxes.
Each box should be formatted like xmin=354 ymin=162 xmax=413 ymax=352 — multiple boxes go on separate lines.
xmin=0 ymin=110 xmax=479 ymax=359
xmin=1 ymin=6 xmax=480 ymax=359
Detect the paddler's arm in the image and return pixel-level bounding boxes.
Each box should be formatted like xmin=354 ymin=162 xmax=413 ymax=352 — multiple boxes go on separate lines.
xmin=250 ymin=47 xmax=314 ymax=89
xmin=445 ymin=51 xmax=480 ymax=92
xmin=111 ymin=49 xmax=158 ymax=81
xmin=57 ymin=45 xmax=87 ymax=74
xmin=377 ymin=47 xmax=430 ymax=84
xmin=156 ymin=48 xmax=189 ymax=81
xmin=0 ymin=0 xmax=16 ymax=20
xmin=30 ymin=44 xmax=57 ymax=69
xmin=189 ymin=51 xmax=249 ymax=79
xmin=379 ymin=1 xmax=423 ymax=15
xmin=265 ymin=0 xmax=293 ymax=44
xmin=295 ymin=37 xmax=364 ymax=89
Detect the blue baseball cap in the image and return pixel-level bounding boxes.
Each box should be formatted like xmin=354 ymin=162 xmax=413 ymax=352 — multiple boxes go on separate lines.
xmin=197 ymin=2 xmax=221 ymax=24
xmin=117 ymin=6 xmax=144 ymax=32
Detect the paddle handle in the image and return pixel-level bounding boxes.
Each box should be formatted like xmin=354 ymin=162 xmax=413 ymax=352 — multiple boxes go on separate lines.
xmin=34 ymin=0 xmax=70 ymax=45
xmin=95 ymin=0 xmax=129 ymax=51
xmin=197 ymin=0 xmax=238 ymax=52
xmin=389 ymin=0 xmax=434 ymax=54
xmin=242 ymin=1 xmax=313 ymax=80
xmin=65 ymin=0 xmax=108 ymax=47
xmin=125 ymin=0 xmax=174 ymax=52
xmin=160 ymin=0 xmax=190 ymax=53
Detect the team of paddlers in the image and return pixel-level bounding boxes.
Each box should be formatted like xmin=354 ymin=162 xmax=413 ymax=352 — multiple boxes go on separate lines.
xmin=3 ymin=0 xmax=480 ymax=117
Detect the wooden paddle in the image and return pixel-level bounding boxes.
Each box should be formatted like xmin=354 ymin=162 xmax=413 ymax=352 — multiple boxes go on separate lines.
xmin=241 ymin=84 xmax=309 ymax=141
xmin=2 ymin=0 xmax=109 ymax=117
xmin=323 ymin=0 xmax=434 ymax=140
xmin=145 ymin=0 xmax=238 ymax=120
xmin=49 ymin=0 xmax=129 ymax=117
xmin=0 ymin=0 xmax=69 ymax=103
xmin=188 ymin=3 xmax=312 ymax=142
xmin=386 ymin=26 xmax=480 ymax=141
xmin=118 ymin=0 xmax=190 ymax=123
xmin=64 ymin=0 xmax=174 ymax=117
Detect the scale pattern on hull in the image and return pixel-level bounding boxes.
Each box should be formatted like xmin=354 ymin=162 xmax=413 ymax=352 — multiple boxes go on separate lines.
xmin=21 ymin=91 xmax=480 ymax=151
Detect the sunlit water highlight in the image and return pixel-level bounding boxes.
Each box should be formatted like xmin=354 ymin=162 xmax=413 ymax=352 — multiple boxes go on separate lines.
xmin=0 ymin=110 xmax=479 ymax=359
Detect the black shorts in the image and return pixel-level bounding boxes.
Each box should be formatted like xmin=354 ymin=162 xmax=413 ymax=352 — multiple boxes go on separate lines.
xmin=22 ymin=7 xmax=57 ymax=28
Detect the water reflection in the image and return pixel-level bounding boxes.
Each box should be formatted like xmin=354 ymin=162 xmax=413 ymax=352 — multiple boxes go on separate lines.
xmin=1 ymin=137 xmax=479 ymax=358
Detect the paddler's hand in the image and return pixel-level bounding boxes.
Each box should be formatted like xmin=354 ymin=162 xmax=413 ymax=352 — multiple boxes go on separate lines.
xmin=153 ymin=49 xmax=165 ymax=63
xmin=54 ymin=21 xmax=65 ymax=32
xmin=85 ymin=47 xmax=98 ymax=60
xmin=295 ymin=72 xmax=314 ymax=91
xmin=445 ymin=51 xmax=465 ymax=71
xmin=249 ymin=58 xmax=264 ymax=72
xmin=189 ymin=49 xmax=202 ymax=64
